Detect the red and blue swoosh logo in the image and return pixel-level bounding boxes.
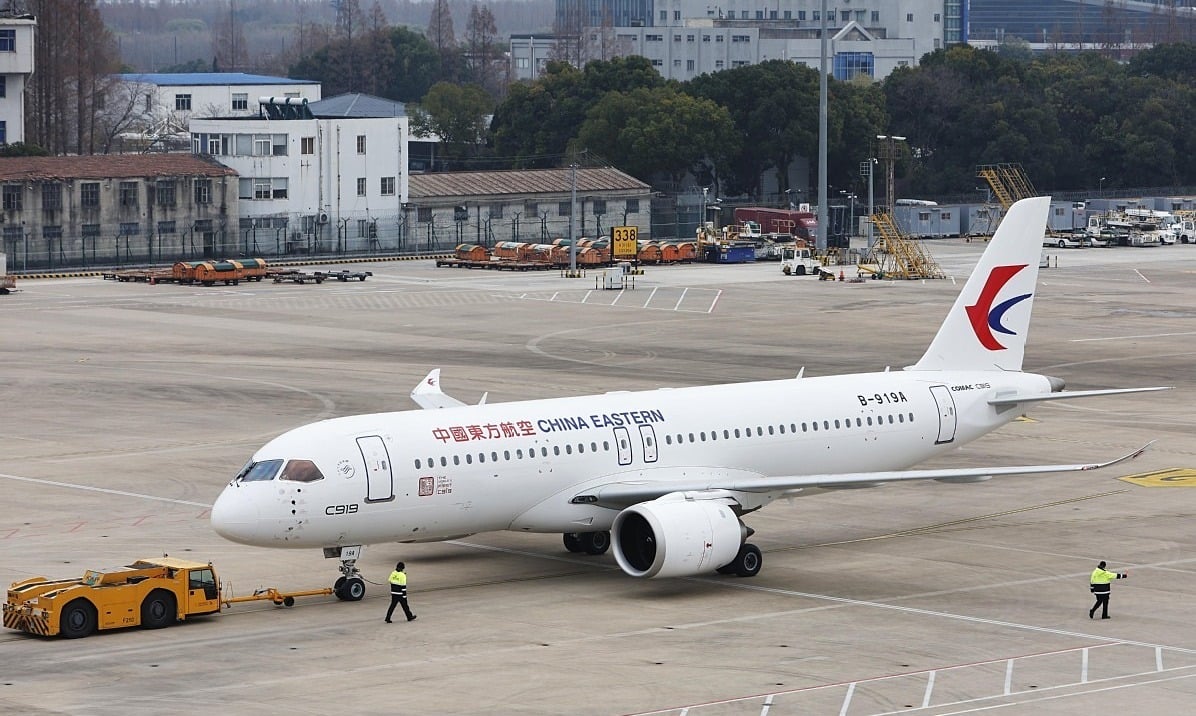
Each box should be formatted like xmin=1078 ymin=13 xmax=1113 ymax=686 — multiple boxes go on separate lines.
xmin=965 ymin=264 xmax=1031 ymax=351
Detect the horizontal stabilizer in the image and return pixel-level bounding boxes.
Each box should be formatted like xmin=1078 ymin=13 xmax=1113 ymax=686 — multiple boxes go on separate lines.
xmin=988 ymin=386 xmax=1171 ymax=407
xmin=575 ymin=443 xmax=1152 ymax=509
xmin=410 ymin=369 xmax=467 ymax=410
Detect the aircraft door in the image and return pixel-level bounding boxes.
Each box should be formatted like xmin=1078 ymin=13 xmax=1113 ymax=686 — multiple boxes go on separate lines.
xmin=638 ymin=424 xmax=659 ymax=463
xmin=357 ymin=435 xmax=395 ymax=502
xmin=613 ymin=427 xmax=633 ymax=466
xmin=929 ymin=385 xmax=957 ymax=444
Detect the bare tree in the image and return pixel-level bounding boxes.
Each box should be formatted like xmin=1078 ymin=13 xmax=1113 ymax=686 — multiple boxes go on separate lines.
xmin=212 ymin=0 xmax=249 ymax=71
xmin=465 ymin=3 xmax=501 ymax=94
xmin=551 ymin=0 xmax=582 ymax=67
xmin=427 ymin=0 xmax=456 ymax=55
xmin=27 ymin=0 xmax=121 ymax=155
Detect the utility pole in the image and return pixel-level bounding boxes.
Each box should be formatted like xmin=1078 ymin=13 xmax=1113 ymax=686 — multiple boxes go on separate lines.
xmin=816 ymin=0 xmax=828 ymax=252
xmin=860 ymin=159 xmax=876 ymax=250
xmin=569 ymin=163 xmax=578 ymax=274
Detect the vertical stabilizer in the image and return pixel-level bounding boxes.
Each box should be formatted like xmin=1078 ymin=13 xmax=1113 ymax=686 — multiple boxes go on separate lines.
xmin=910 ymin=196 xmax=1050 ymax=372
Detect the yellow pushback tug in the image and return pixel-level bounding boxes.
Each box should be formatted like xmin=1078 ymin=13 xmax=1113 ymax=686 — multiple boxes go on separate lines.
xmin=4 ymin=557 xmax=331 ymax=638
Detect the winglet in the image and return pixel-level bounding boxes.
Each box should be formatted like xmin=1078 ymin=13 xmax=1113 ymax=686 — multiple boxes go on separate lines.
xmin=410 ymin=369 xmax=467 ymax=410
xmin=1081 ymin=441 xmax=1154 ymax=470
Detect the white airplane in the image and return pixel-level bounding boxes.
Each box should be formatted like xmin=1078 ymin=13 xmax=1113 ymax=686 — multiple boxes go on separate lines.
xmin=211 ymin=196 xmax=1166 ymax=600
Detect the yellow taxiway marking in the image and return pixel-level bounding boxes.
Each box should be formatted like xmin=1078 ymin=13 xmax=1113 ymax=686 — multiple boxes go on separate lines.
xmin=1120 ymin=468 xmax=1196 ymax=487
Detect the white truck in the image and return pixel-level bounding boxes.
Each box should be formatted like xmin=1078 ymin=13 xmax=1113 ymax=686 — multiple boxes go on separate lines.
xmin=780 ymin=243 xmax=821 ymax=276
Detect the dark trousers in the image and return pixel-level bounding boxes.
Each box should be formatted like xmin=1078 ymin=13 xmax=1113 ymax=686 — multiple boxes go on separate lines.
xmin=1090 ymin=591 xmax=1110 ymax=618
xmin=386 ymin=593 xmax=413 ymax=621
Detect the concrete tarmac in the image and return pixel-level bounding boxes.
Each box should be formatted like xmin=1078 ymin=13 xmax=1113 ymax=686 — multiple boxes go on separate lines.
xmin=2 ymin=241 xmax=1195 ymax=715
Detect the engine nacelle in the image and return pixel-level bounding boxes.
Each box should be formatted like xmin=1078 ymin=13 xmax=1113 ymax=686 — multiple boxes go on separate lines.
xmin=611 ymin=494 xmax=744 ymax=578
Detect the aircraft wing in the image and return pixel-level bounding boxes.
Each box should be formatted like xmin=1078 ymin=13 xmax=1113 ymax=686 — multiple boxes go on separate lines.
xmin=410 ymin=369 xmax=467 ymax=410
xmin=574 ymin=442 xmax=1152 ymax=510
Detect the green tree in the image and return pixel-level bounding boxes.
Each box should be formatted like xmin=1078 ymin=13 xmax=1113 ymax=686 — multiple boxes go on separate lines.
xmin=1127 ymin=42 xmax=1196 ymax=80
xmin=412 ymin=82 xmax=494 ymax=161
xmin=570 ymin=86 xmax=739 ymax=186
xmin=289 ymin=26 xmax=437 ymax=102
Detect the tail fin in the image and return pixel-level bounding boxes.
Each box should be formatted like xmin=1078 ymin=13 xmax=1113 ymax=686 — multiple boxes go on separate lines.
xmin=910 ymin=196 xmax=1050 ymax=372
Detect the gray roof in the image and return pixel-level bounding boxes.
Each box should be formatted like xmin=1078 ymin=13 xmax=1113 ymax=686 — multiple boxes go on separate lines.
xmin=310 ymin=93 xmax=407 ymax=119
xmin=410 ymin=168 xmax=650 ymax=200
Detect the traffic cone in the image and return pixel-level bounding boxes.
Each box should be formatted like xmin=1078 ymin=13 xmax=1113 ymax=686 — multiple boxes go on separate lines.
xmin=838 ymin=270 xmax=844 ymax=282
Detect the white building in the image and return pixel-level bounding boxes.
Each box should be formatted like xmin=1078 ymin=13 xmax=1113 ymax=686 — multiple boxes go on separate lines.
xmin=514 ymin=0 xmax=957 ymax=82
xmin=189 ymin=94 xmax=409 ymax=255
xmin=0 ymin=12 xmax=35 ymax=145
xmin=115 ymin=72 xmax=321 ymax=146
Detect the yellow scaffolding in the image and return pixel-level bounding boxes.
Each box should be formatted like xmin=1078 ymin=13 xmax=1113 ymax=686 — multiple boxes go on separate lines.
xmin=977 ymin=163 xmax=1037 ymax=210
xmin=868 ymin=212 xmax=944 ymax=280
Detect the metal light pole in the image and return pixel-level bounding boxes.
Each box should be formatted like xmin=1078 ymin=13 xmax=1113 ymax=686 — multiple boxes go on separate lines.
xmin=701 ymin=187 xmax=708 ymax=235
xmin=1099 ymin=176 xmax=1106 ymax=197
xmin=861 ymin=159 xmax=876 ymax=250
xmin=569 ymin=163 xmax=578 ymax=273
xmin=816 ymin=0 xmax=828 ymax=252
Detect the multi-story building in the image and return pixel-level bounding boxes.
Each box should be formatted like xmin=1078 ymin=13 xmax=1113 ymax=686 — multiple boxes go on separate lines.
xmin=189 ymin=94 xmax=409 ymax=255
xmin=0 ymin=155 xmax=238 ymax=271
xmin=525 ymin=0 xmax=962 ymax=82
xmin=969 ymin=0 xmax=1196 ymax=45
xmin=0 ymin=11 xmax=35 ymax=145
xmin=113 ymin=72 xmax=321 ymax=148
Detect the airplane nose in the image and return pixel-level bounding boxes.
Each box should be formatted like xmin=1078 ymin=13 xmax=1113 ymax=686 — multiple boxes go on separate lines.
xmin=210 ymin=485 xmax=262 ymax=545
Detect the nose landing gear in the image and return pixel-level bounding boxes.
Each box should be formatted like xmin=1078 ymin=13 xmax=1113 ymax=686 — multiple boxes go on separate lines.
xmin=324 ymin=545 xmax=366 ymax=601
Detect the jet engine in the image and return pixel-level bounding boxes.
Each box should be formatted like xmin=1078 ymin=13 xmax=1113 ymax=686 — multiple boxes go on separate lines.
xmin=611 ymin=493 xmax=744 ymax=578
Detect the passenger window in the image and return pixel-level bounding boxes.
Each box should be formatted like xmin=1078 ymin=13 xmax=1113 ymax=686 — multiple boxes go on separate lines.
xmin=898 ymin=414 xmax=905 ymax=423
xmin=453 ymin=455 xmax=460 ymax=465
xmin=491 ymin=451 xmax=498 ymax=462
xmin=909 ymin=412 xmax=915 ymax=422
xmin=479 ymin=453 xmax=486 ymax=463
xmin=866 ymin=417 xmax=873 ymax=426
xmin=700 ymin=432 xmax=706 ymax=442
xmin=504 ymin=450 xmax=510 ymax=460
xmin=646 ymin=437 xmax=653 ymax=447
xmin=768 ymin=425 xmax=775 ymax=435
xmin=734 ymin=428 xmax=740 ymax=438
xmin=414 ymin=459 xmax=422 ymax=469
xmin=722 ymin=430 xmax=730 ymax=439
xmin=757 ymin=427 xmax=763 ymax=436
xmin=440 ymin=456 xmax=447 ymax=467
xmin=541 ymin=447 xmax=548 ymax=457
xmin=565 ymin=444 xmax=573 ymax=455
xmin=710 ymin=431 xmax=716 ymax=441
xmin=554 ymin=446 xmax=561 ymax=456
xmin=466 ymin=454 xmax=473 ymax=464
xmin=823 ymin=421 xmax=829 ymax=430
xmin=802 ymin=423 xmax=808 ymax=432
xmin=812 ymin=422 xmax=819 ymax=431
xmin=578 ymin=443 xmax=585 ymax=453
xmin=666 ymin=435 xmax=673 ymax=445
xmin=516 ymin=449 xmax=523 ymax=459
xmin=603 ymin=441 xmax=610 ymax=451
xmin=236 ymin=459 xmax=283 ymax=482
xmin=834 ymin=420 xmax=840 ymax=429
xmin=591 ymin=442 xmax=598 ymax=452
xmin=790 ymin=423 xmax=797 ymax=432
xmin=280 ymin=459 xmax=324 ymax=482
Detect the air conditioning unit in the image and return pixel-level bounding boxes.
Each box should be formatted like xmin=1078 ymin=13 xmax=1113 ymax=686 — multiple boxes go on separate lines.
xmin=317 ymin=211 xmax=330 ymax=224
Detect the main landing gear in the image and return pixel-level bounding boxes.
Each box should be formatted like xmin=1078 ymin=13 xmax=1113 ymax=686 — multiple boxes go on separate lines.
xmin=716 ymin=543 xmax=762 ymax=577
xmin=324 ymin=545 xmax=366 ymax=601
xmin=563 ymin=531 xmax=611 ymax=555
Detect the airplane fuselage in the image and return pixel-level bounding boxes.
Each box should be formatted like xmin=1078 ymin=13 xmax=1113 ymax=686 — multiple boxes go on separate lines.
xmin=211 ymin=369 xmax=1051 ymax=549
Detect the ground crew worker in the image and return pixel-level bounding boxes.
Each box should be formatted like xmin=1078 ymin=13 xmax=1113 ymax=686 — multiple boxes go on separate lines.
xmin=1089 ymin=560 xmax=1128 ymax=619
xmin=385 ymin=562 xmax=416 ymax=623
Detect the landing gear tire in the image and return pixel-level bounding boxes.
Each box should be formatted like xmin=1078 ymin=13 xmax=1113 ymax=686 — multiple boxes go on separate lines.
xmin=727 ymin=543 xmax=762 ymax=577
xmin=60 ymin=598 xmax=97 ymax=639
xmin=140 ymin=589 xmax=176 ymax=629
xmin=337 ymin=576 xmax=366 ymax=602
xmin=333 ymin=576 xmax=347 ymax=599
xmin=580 ymin=531 xmax=611 ymax=555
xmin=563 ymin=533 xmax=584 ymax=553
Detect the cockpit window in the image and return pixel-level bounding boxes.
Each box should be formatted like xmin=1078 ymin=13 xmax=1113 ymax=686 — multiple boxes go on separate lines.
xmin=280 ymin=459 xmax=325 ymax=483
xmin=235 ymin=459 xmax=283 ymax=482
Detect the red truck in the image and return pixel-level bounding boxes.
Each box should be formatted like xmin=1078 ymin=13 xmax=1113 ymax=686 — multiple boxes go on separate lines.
xmin=732 ymin=207 xmax=817 ymax=240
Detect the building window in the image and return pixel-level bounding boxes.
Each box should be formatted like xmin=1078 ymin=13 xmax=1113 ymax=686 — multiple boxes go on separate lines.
xmin=674 ymin=10 xmax=680 ymax=20
xmin=175 ymin=94 xmax=192 ymax=111
xmin=0 ymin=29 xmax=15 ymax=52
xmin=0 ymin=76 xmax=6 ymax=98
xmin=659 ymin=10 xmax=665 ymax=22
xmin=42 ymin=183 xmax=62 ymax=211
xmin=872 ymin=11 xmax=880 ymax=22
xmin=119 ymin=181 xmax=139 ymax=207
xmin=687 ymin=34 xmax=694 ymax=42
xmin=0 ymin=119 xmax=5 ymax=144
xmin=687 ymin=59 xmax=695 ymax=70
xmin=232 ymin=93 xmax=248 ymax=111
xmin=417 ymin=207 xmax=432 ymax=222
xmin=254 ymin=135 xmax=271 ymax=156
xmin=841 ymin=10 xmax=850 ymax=21
xmin=301 ymin=136 xmax=315 ymax=154
xmin=592 ymin=199 xmax=606 ymax=215
xmin=935 ymin=13 xmax=941 ymax=22
xmin=833 ymin=51 xmax=875 ymax=81
xmin=489 ymin=204 xmax=503 ymax=219
xmin=715 ymin=60 xmax=724 ymax=68
xmin=43 ymin=226 xmax=62 ymax=241
xmin=716 ymin=35 xmax=724 ymax=42
xmin=357 ymin=177 xmax=367 ymax=196
xmin=673 ymin=34 xmax=680 ymax=42
xmin=194 ymin=219 xmax=213 ymax=233
xmin=646 ymin=34 xmax=662 ymax=42
xmin=702 ymin=34 xmax=710 ymax=42
xmin=356 ymin=135 xmax=367 ymax=154
xmin=651 ymin=59 xmax=662 ymax=66
xmin=272 ymin=134 xmax=287 ymax=156
xmin=155 ymin=180 xmax=176 ymax=206
xmin=673 ymin=59 xmax=681 ymax=67
xmin=194 ymin=179 xmax=212 ymax=204
xmin=907 ymin=13 xmax=914 ymax=22
xmin=357 ymin=219 xmax=369 ymax=238
xmin=120 ymin=222 xmax=141 ymax=236
xmin=799 ymin=10 xmax=806 ymax=20
xmin=81 ymin=224 xmax=100 ymax=238
xmin=81 ymin=182 xmax=99 ymax=208
xmin=271 ymin=179 xmax=289 ymax=199
xmin=524 ymin=201 xmax=537 ymax=217
xmin=558 ymin=201 xmax=571 ymax=217
xmin=380 ymin=176 xmax=395 ymax=196
xmin=626 ymin=199 xmax=640 ymax=214
xmin=3 ymin=184 xmax=21 ymax=211
xmin=158 ymin=220 xmax=176 ymax=234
